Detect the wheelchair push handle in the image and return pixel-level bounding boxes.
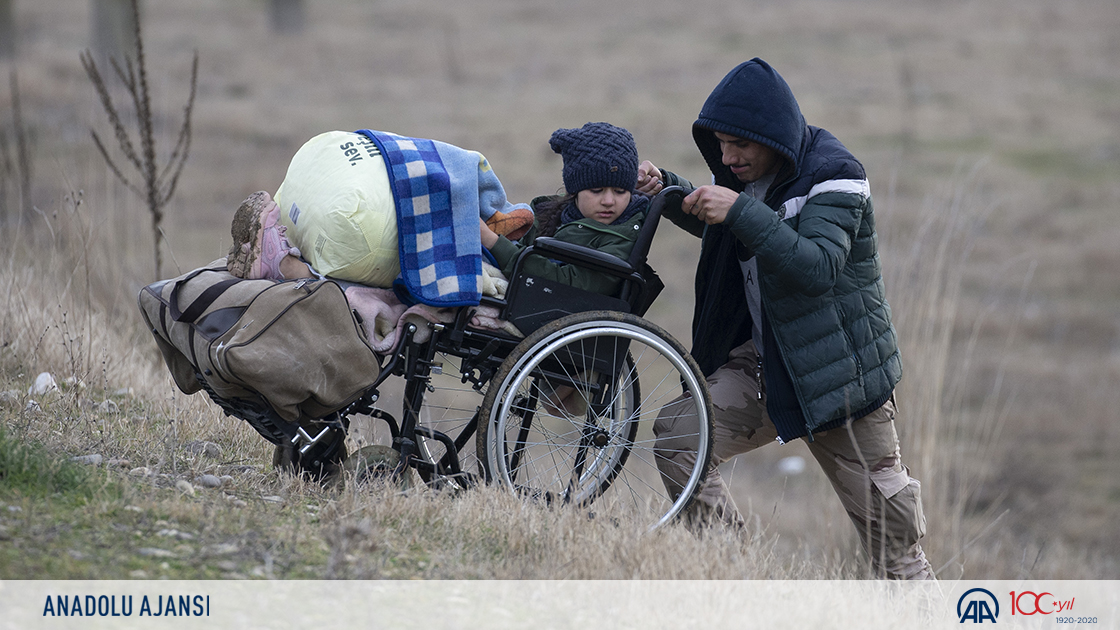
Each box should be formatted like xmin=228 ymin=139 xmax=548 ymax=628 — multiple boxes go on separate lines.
xmin=627 ymin=185 xmax=685 ymax=270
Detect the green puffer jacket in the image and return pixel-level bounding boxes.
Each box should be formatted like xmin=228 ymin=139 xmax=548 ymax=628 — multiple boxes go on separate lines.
xmin=663 ymin=164 xmax=900 ymax=439
xmin=658 ymin=57 xmax=902 ymax=441
xmin=487 ymin=196 xmax=645 ymax=296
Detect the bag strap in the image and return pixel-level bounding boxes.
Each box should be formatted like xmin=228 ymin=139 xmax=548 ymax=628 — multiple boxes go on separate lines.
xmin=169 ymin=266 xmax=241 ymax=323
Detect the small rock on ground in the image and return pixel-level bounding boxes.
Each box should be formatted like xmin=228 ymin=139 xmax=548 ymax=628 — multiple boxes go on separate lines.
xmin=70 ymin=454 xmax=102 ymax=466
xmin=195 ymin=474 xmax=223 ymax=488
xmin=184 ymin=441 xmax=222 ymax=459
xmin=29 ymin=373 xmax=57 ymax=396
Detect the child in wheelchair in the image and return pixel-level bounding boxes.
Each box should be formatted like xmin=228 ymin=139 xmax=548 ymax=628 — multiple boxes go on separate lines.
xmin=479 ymin=122 xmax=649 ymax=298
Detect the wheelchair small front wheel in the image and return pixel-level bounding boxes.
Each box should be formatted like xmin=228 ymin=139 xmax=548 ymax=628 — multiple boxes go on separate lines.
xmin=477 ymin=311 xmax=712 ymax=530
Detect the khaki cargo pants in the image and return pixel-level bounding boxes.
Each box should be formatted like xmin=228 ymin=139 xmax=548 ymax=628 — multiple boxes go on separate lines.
xmin=654 ymin=340 xmax=934 ymax=580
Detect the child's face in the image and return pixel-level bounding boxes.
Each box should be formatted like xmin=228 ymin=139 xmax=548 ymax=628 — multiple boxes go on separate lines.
xmin=576 ymin=187 xmax=632 ymax=225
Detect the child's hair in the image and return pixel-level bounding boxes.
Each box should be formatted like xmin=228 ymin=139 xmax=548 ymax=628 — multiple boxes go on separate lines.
xmin=533 ymin=191 xmax=575 ymax=238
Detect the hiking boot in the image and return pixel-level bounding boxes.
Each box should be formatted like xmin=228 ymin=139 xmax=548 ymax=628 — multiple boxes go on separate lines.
xmin=227 ymin=191 xmax=300 ymax=280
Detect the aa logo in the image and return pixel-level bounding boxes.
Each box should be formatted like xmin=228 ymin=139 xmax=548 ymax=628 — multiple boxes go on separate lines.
xmin=958 ymin=588 xmax=1000 ymax=623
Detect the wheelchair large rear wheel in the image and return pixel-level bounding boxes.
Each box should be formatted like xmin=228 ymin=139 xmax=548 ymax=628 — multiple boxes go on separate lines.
xmin=477 ymin=311 xmax=712 ymax=530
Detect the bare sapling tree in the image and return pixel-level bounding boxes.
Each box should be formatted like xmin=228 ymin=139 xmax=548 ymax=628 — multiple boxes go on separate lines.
xmin=1 ymin=69 xmax=33 ymax=233
xmin=11 ymin=71 xmax=31 ymax=223
xmin=80 ymin=0 xmax=198 ymax=279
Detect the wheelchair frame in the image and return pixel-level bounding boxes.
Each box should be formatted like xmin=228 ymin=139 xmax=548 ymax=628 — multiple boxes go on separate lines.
xmin=206 ymin=187 xmax=713 ymax=530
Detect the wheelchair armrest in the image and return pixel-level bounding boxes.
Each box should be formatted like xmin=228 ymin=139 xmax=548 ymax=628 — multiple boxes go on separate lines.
xmin=526 ymin=237 xmax=635 ymax=277
xmin=500 ymin=236 xmax=645 ymax=331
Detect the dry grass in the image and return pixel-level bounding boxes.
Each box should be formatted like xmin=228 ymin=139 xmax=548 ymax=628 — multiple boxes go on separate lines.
xmin=2 ymin=0 xmax=1119 ymax=579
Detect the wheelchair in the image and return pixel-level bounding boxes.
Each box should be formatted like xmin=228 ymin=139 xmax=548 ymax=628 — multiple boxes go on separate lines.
xmin=204 ymin=187 xmax=713 ymax=530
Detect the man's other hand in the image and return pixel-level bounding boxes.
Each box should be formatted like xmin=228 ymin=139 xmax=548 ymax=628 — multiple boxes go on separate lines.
xmin=682 ymin=185 xmax=740 ymax=225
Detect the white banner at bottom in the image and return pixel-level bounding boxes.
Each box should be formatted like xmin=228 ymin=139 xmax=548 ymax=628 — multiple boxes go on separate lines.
xmin=1 ymin=580 xmax=1117 ymax=629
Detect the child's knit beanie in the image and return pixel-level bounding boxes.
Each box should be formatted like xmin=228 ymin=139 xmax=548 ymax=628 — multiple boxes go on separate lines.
xmin=549 ymin=122 xmax=638 ymax=194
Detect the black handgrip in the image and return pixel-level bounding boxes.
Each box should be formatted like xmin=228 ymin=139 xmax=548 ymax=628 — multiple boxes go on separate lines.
xmin=626 ymin=185 xmax=685 ymax=269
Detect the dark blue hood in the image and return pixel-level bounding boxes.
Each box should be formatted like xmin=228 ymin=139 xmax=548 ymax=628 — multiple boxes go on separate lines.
xmin=692 ymin=58 xmax=806 ymax=191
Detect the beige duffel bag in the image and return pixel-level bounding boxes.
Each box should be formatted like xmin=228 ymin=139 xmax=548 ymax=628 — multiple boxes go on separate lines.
xmin=138 ymin=259 xmax=381 ymax=436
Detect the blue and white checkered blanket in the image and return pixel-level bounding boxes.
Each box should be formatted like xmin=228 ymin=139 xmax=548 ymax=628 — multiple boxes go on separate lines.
xmin=357 ymin=129 xmax=529 ymax=307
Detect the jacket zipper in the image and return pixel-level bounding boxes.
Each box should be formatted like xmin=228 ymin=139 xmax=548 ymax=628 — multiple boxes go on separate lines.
xmin=840 ymin=325 xmax=864 ymax=388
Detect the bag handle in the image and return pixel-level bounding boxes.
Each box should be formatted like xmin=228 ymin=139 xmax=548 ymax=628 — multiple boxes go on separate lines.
xmin=169 ymin=265 xmax=241 ymax=323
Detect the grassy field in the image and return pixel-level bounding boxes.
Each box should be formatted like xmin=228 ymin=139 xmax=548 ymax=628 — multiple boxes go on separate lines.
xmin=2 ymin=0 xmax=1119 ymax=579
